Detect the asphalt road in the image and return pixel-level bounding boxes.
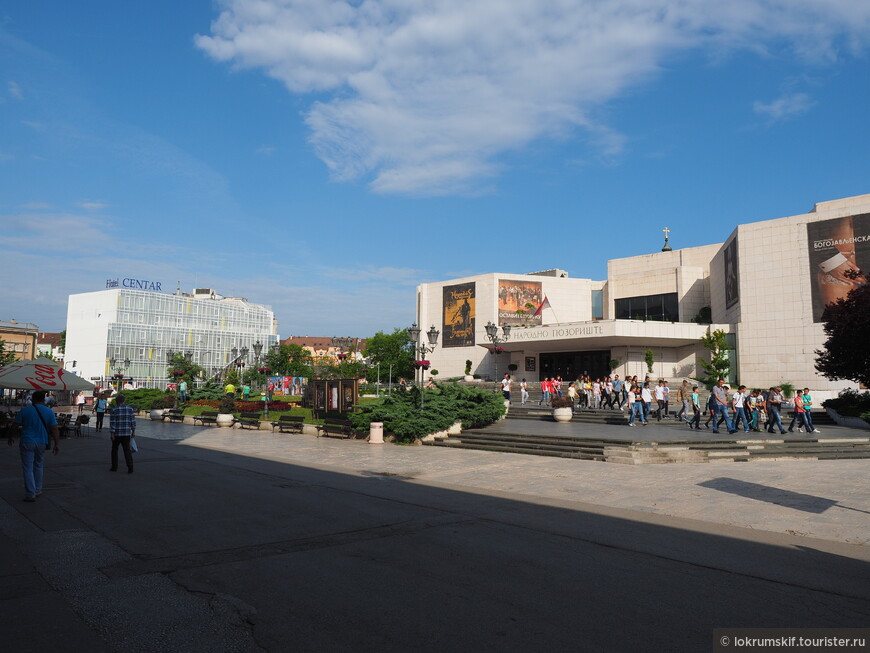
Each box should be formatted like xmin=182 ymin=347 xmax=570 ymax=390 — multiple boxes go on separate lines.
xmin=2 ymin=431 xmax=869 ymax=652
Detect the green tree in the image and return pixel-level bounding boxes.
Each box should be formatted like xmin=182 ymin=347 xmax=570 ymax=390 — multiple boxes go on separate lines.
xmin=363 ymin=328 xmax=414 ymax=382
xmin=699 ymin=328 xmax=731 ymax=389
xmin=166 ymin=352 xmax=204 ymax=385
xmin=0 ymin=339 xmax=17 ymax=369
xmin=262 ymin=343 xmax=314 ymax=378
xmin=644 ymin=349 xmax=655 ymax=374
xmin=815 ymin=282 xmax=870 ymax=387
xmin=59 ymin=329 xmax=66 ymax=354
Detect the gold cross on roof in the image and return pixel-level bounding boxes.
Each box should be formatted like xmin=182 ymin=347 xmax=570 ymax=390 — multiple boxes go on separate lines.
xmin=663 ymin=226 xmax=670 ymax=238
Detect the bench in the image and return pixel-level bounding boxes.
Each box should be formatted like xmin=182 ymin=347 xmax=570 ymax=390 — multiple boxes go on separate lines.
xmin=317 ymin=419 xmax=354 ymax=439
xmin=162 ymin=409 xmax=185 ymax=423
xmin=271 ymin=415 xmax=305 ymax=434
xmin=193 ymin=411 xmax=219 ymax=427
xmin=237 ymin=411 xmax=262 ymax=430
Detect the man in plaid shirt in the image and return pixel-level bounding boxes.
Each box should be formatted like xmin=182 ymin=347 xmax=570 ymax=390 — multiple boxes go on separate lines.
xmin=110 ymin=394 xmax=136 ymax=474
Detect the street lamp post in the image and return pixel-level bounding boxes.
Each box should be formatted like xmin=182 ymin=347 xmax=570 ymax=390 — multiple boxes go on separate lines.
xmin=406 ymin=323 xmax=440 ymax=409
xmin=252 ymin=340 xmax=263 ymax=390
xmin=109 ymin=357 xmax=131 ymax=392
xmin=484 ymin=321 xmax=512 ymax=383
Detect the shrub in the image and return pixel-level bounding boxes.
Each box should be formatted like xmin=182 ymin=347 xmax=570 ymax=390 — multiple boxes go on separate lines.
xmin=190 ymin=380 xmax=226 ymax=401
xmin=219 ymin=394 xmax=235 ymax=414
xmin=152 ymin=395 xmax=177 ymax=409
xmin=550 ymin=397 xmax=574 ymax=408
xmin=350 ymin=382 xmax=505 ymax=443
xmin=823 ymin=389 xmax=870 ymax=418
xmin=109 ymin=388 xmax=173 ymax=411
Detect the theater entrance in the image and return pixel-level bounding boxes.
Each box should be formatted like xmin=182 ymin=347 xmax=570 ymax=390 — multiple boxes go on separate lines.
xmin=539 ymin=350 xmax=612 ymax=381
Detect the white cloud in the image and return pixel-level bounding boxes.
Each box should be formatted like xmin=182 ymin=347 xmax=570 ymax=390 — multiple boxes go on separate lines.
xmin=8 ymin=80 xmax=22 ymax=99
xmin=256 ymin=145 xmax=276 ymax=156
xmin=76 ymin=200 xmax=109 ymax=210
xmin=0 ymin=210 xmax=417 ymax=335
xmin=752 ymin=92 xmax=814 ymax=122
xmin=196 ymin=0 xmax=870 ymax=195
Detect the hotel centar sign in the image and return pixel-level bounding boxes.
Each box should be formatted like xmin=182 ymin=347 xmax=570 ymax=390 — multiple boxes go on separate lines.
xmin=106 ymin=278 xmax=163 ymax=291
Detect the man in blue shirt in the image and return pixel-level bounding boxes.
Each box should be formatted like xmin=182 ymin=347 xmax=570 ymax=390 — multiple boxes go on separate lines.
xmin=110 ymin=394 xmax=136 ymax=474
xmin=10 ymin=390 xmax=60 ymax=502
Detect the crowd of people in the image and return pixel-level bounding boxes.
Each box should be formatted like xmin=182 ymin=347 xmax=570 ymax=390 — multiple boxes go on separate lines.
xmin=527 ymin=375 xmax=820 ymax=435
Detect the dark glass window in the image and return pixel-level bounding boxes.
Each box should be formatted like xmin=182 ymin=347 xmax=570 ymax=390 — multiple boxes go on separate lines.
xmin=614 ymin=292 xmax=679 ymax=322
xmin=591 ymin=290 xmax=604 ymax=320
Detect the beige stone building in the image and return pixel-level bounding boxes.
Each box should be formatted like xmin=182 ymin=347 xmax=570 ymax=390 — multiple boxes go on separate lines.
xmin=0 ymin=320 xmax=39 ymax=362
xmin=417 ymin=193 xmax=870 ymax=398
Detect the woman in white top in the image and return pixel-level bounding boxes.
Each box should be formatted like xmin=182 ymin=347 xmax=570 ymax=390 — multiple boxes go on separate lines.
xmin=520 ymin=378 xmax=529 ymax=405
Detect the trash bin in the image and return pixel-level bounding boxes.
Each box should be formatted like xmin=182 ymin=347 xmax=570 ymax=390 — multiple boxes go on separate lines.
xmin=369 ymin=422 xmax=384 ymax=444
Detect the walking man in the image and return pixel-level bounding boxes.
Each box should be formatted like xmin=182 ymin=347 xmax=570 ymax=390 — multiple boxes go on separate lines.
xmin=654 ymin=380 xmax=666 ymax=421
xmin=676 ymin=380 xmax=690 ymax=422
xmin=641 ymin=382 xmax=653 ymax=421
xmin=800 ymin=388 xmax=820 ymax=433
xmin=110 ymin=394 xmax=135 ymax=474
xmin=766 ymin=386 xmax=787 ymax=435
xmin=732 ymin=385 xmax=750 ymax=433
xmin=178 ymin=378 xmax=188 ymax=403
xmin=710 ymin=378 xmax=737 ymax=434
xmin=612 ymin=375 xmax=624 ymax=409
xmin=10 ymin=390 xmax=60 ymax=502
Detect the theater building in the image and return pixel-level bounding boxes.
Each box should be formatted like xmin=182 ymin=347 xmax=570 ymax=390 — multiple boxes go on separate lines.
xmin=417 ymin=193 xmax=870 ymax=397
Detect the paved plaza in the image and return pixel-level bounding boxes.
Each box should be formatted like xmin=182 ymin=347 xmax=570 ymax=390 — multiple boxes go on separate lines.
xmin=2 ymin=417 xmax=869 ymax=651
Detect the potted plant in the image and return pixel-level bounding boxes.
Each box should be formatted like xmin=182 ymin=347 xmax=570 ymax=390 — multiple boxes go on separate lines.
xmin=551 ymin=396 xmax=574 ymax=423
xmin=507 ymin=363 xmax=518 ymax=374
xmin=217 ymin=394 xmax=236 ymax=428
xmin=464 ymin=360 xmax=474 ymax=382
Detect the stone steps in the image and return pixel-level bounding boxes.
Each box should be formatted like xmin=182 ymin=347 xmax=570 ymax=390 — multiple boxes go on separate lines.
xmin=425 ymin=430 xmax=870 ymax=464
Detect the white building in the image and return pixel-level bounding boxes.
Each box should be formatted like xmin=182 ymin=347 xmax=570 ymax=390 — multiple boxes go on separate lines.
xmin=65 ymin=287 xmax=278 ymax=388
xmin=417 ymin=193 xmax=870 ymax=398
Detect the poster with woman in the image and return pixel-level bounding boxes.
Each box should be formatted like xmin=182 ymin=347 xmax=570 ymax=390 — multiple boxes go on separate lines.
xmin=807 ymin=214 xmax=870 ymax=321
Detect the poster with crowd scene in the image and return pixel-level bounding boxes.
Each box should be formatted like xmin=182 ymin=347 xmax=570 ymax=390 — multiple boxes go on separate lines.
xmin=807 ymin=213 xmax=870 ymax=322
xmin=442 ymin=282 xmax=476 ymax=347
xmin=267 ymin=376 xmax=307 ymax=396
xmin=724 ymin=238 xmax=739 ymax=309
xmin=498 ymin=280 xmax=543 ymax=325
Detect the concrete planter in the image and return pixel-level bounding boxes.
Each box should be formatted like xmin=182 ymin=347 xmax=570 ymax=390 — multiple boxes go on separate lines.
xmin=552 ymin=407 xmax=573 ymax=422
xmin=149 ymin=409 xmax=166 ymax=421
xmin=826 ymin=407 xmax=870 ymax=429
xmin=422 ymin=429 xmax=448 ymax=443
xmin=216 ymin=413 xmax=235 ymax=428
xmin=463 ymin=375 xmax=474 ymax=382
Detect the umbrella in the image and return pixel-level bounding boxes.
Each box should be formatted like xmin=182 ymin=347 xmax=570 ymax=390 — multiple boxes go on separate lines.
xmin=0 ymin=357 xmax=95 ymax=391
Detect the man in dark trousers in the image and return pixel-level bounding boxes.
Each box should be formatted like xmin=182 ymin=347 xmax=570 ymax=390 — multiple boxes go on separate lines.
xmin=110 ymin=394 xmax=136 ymax=474
xmin=10 ymin=390 xmax=60 ymax=501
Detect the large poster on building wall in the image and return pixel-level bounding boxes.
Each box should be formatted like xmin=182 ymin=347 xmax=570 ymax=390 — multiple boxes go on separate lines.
xmin=498 ymin=280 xmax=543 ymax=325
xmin=442 ymin=283 xmax=475 ymax=347
xmin=724 ymin=237 xmax=739 ymax=309
xmin=807 ymin=213 xmax=870 ymax=322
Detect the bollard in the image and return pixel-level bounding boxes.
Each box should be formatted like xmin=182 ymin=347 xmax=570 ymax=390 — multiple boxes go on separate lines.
xmin=369 ymin=422 xmax=384 ymax=444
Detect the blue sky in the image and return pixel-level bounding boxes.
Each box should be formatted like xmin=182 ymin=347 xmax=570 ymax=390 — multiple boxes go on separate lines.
xmin=2 ymin=0 xmax=868 ymax=336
